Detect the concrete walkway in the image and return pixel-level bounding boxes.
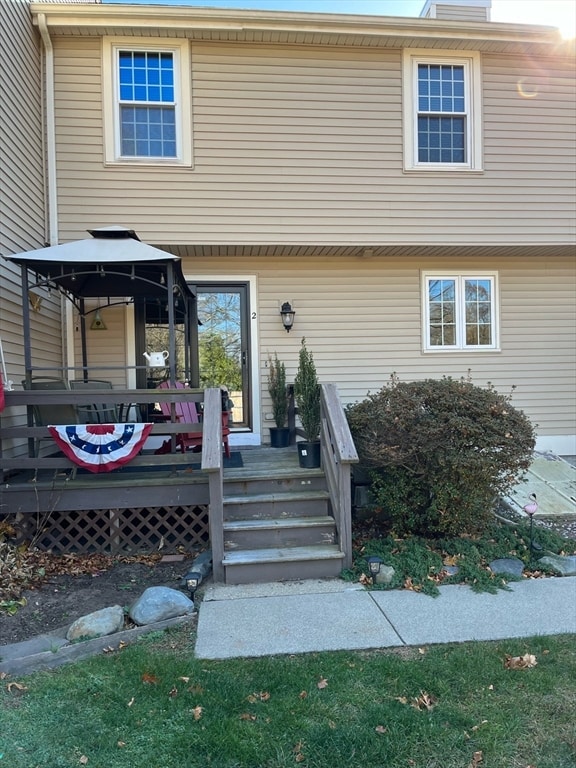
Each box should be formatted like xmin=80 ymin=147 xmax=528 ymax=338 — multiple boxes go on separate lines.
xmin=195 ymin=576 xmax=576 ymax=659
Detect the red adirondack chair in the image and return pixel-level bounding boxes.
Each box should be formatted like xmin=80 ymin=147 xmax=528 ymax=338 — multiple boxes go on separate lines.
xmin=156 ymin=381 xmax=231 ymax=458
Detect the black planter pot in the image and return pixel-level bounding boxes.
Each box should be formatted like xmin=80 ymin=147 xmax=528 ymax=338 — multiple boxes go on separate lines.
xmin=297 ymin=441 xmax=321 ymax=468
xmin=269 ymin=426 xmax=290 ymax=448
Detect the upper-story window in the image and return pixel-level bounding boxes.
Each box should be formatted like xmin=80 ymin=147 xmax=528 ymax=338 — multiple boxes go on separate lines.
xmin=103 ymin=38 xmax=192 ymax=166
xmin=422 ymin=273 xmax=499 ymax=352
xmin=403 ymin=50 xmax=483 ymax=172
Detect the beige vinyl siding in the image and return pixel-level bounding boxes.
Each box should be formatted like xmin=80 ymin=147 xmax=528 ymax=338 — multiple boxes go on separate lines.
xmin=0 ymin=0 xmax=53 ymax=376
xmin=433 ymin=6 xmax=489 ymax=23
xmin=52 ymin=39 xmax=575 ymax=246
xmin=0 ymin=1 xmax=62 ymax=457
xmin=0 ymin=2 xmax=44 ymax=256
xmin=180 ymin=251 xmax=575 ymax=441
xmin=72 ymin=303 xmax=129 ymax=388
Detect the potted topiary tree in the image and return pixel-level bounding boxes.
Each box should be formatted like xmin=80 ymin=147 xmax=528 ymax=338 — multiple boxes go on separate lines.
xmin=267 ymin=352 xmax=290 ymax=447
xmin=293 ymin=338 xmax=321 ymax=468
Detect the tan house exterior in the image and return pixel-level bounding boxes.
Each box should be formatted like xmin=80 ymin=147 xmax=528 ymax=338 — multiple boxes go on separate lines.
xmin=2 ymin=0 xmax=575 ymax=455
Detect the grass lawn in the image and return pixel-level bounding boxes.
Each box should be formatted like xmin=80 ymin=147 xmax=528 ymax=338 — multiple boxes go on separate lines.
xmin=1 ymin=627 xmax=575 ymax=768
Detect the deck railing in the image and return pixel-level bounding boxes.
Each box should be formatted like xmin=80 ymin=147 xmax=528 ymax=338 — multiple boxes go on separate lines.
xmin=0 ymin=387 xmax=208 ymax=476
xmin=319 ymin=383 xmax=358 ymax=570
xmin=288 ymin=382 xmax=358 ymax=568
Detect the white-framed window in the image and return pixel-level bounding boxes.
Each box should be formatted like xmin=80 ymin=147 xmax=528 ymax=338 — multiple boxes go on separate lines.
xmin=103 ymin=38 xmax=192 ymax=166
xmin=422 ymin=273 xmax=499 ymax=351
xmin=403 ymin=49 xmax=482 ymax=172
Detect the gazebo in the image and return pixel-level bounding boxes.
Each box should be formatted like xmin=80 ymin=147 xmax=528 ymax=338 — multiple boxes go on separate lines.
xmin=4 ymin=225 xmax=196 ymax=387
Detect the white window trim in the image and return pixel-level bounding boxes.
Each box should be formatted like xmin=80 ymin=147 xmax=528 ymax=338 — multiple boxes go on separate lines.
xmin=103 ymin=37 xmax=192 ymax=167
xmin=421 ymin=271 xmax=499 ymax=352
xmin=403 ymin=49 xmax=483 ymax=173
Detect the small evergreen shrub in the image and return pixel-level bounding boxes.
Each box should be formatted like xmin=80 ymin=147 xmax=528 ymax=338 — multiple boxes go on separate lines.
xmin=346 ymin=375 xmax=536 ymax=536
xmin=294 ymin=338 xmax=321 ymax=442
xmin=267 ymin=352 xmax=288 ymax=428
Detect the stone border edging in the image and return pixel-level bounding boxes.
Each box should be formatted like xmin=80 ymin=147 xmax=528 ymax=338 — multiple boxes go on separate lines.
xmin=0 ymin=615 xmax=194 ymax=677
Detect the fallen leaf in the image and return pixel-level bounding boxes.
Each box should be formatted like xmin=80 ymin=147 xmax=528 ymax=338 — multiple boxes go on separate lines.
xmin=443 ymin=555 xmax=459 ymax=566
xmin=6 ymin=682 xmax=27 ymax=693
xmin=317 ymin=677 xmax=328 ymax=689
xmin=395 ymin=696 xmax=408 ymax=705
xmin=118 ymin=641 xmax=127 ymax=650
xmin=403 ymin=577 xmax=422 ymax=592
xmin=247 ymin=691 xmax=270 ymax=703
xmin=375 ymin=725 xmax=387 ymax=734
xmin=117 ymin=742 xmax=126 ymax=748
xmin=299 ymin=690 xmax=308 ymax=699
xmin=141 ymin=672 xmax=159 ymax=684
xmin=359 ymin=573 xmax=372 ymax=585
xmin=410 ymin=691 xmax=437 ymax=711
xmin=239 ymin=713 xmax=257 ymax=721
xmin=192 ymin=705 xmax=203 ymax=721
xmin=79 ymin=757 xmax=89 ymax=765
xmin=488 ymin=684 xmax=494 ymax=690
xmin=127 ymin=697 xmax=135 ymax=707
xmin=293 ymin=741 xmax=305 ymax=762
xmin=418 ymin=647 xmax=427 ymax=655
xmin=179 ymin=676 xmax=190 ymax=683
xmin=504 ymin=653 xmax=537 ymax=670
xmin=471 ymin=720 xmax=488 ymax=732
xmin=468 ymin=750 xmax=483 ymax=767
xmin=0 ymin=672 xmax=8 ymax=680
xmin=169 ymin=686 xmax=178 ymax=698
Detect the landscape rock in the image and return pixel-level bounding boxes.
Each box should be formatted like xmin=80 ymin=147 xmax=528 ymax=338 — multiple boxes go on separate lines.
xmin=538 ymin=553 xmax=576 ymax=576
xmin=489 ymin=557 xmax=524 ymax=578
xmin=374 ymin=565 xmax=395 ymax=585
xmin=442 ymin=565 xmax=460 ymax=576
xmin=129 ymin=586 xmax=195 ymax=626
xmin=66 ymin=605 xmax=125 ymax=642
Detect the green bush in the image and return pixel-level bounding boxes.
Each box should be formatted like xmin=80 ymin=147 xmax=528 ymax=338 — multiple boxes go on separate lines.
xmin=346 ymin=375 xmax=536 ymax=537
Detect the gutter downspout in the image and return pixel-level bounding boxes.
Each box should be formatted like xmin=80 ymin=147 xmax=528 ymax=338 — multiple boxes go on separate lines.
xmin=37 ymin=14 xmax=73 ymax=377
xmin=37 ymin=13 xmax=58 ymax=246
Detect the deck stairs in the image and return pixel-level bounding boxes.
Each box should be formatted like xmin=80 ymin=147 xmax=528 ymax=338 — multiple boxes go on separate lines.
xmin=221 ymin=459 xmax=346 ymax=584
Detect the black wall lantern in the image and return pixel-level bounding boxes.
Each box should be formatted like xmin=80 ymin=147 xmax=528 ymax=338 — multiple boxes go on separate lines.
xmin=280 ymin=301 xmax=295 ymax=333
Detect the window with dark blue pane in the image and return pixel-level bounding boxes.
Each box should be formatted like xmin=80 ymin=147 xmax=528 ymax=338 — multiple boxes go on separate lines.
xmin=118 ymin=50 xmax=176 ymax=158
xmin=417 ymin=63 xmax=466 ymax=163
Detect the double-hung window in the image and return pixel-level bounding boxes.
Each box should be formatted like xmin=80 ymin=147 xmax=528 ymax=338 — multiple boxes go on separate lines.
xmin=403 ymin=50 xmax=482 ymax=172
xmin=422 ymin=273 xmax=499 ymax=351
xmin=103 ymin=38 xmax=192 ymax=166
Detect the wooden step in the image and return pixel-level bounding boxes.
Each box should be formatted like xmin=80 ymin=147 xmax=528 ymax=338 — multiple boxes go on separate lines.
xmin=223 ymin=490 xmax=329 ymax=520
xmin=223 ymin=515 xmax=336 ymax=550
xmin=222 ymin=545 xmax=345 ymax=584
xmin=223 ymin=470 xmax=326 ymax=497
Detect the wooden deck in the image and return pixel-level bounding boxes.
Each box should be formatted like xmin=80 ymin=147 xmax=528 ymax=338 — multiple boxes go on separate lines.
xmin=1 ymin=384 xmax=358 ymax=582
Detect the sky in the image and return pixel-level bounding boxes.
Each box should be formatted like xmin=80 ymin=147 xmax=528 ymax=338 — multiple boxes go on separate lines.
xmin=103 ymin=0 xmax=576 ymax=38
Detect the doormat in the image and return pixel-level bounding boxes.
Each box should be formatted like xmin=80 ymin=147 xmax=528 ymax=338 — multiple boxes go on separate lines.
xmin=188 ymin=451 xmax=243 ymax=470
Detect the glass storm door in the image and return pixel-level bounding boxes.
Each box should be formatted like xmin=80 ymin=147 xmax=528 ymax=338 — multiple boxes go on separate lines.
xmin=192 ymin=283 xmax=251 ymax=430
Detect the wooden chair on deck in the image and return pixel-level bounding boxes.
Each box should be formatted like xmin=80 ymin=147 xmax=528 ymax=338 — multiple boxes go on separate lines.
xmin=69 ymin=379 xmax=119 ymax=424
xmin=22 ymin=377 xmax=79 ymax=462
xmin=156 ymin=381 xmax=231 ymax=458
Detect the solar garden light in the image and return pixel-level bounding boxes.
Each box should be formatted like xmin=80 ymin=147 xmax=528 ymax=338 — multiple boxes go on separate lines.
xmin=366 ymin=555 xmax=383 ymax=576
xmin=184 ymin=570 xmax=202 ymax=598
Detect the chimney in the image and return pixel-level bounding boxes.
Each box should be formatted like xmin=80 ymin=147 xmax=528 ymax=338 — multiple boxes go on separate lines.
xmin=420 ymin=0 xmax=491 ymax=22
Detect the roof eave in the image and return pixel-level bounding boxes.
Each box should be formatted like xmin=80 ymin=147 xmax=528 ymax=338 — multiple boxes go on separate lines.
xmin=29 ymin=3 xmax=568 ymax=52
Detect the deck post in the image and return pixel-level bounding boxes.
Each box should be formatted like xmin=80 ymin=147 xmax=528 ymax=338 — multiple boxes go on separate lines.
xmin=202 ymin=387 xmax=225 ymax=582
